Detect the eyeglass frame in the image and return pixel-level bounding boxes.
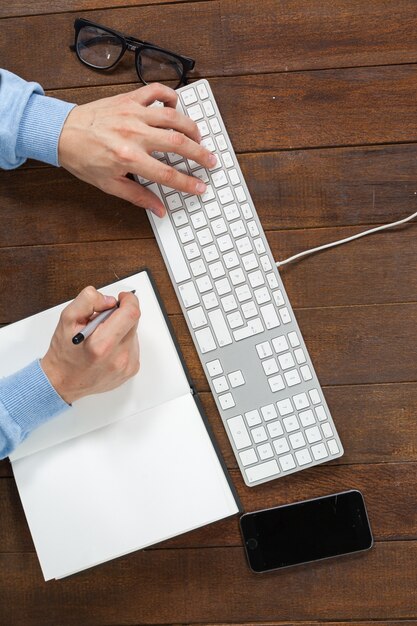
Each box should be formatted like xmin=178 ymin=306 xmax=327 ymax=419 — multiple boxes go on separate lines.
xmin=70 ymin=18 xmax=196 ymax=87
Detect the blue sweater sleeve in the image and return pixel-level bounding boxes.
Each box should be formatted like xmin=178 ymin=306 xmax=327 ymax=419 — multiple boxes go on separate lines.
xmin=0 ymin=360 xmax=69 ymax=459
xmin=0 ymin=68 xmax=76 ymax=169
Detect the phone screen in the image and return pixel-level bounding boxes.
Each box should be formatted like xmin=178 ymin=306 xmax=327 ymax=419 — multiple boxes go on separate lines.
xmin=240 ymin=490 xmax=373 ymax=572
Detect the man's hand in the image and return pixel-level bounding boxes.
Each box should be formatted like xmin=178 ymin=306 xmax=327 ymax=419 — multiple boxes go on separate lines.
xmin=58 ymin=83 xmax=217 ymax=216
xmin=41 ymin=287 xmax=140 ymax=404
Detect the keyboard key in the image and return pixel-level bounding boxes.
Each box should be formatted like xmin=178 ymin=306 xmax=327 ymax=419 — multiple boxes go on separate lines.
xmin=187 ymin=104 xmax=204 ymax=121
xmin=219 ymin=392 xmax=235 ymax=410
xmin=224 ymin=203 xmax=240 ymax=221
xmin=321 ymin=422 xmax=333 ymax=438
xmin=235 ymin=284 xmax=252 ymax=302
xmin=288 ymin=331 xmax=300 ymax=347
xmin=221 ymin=294 xmax=238 ymax=312
xmin=197 ymin=82 xmax=209 ymax=99
xmin=202 ymin=292 xmax=219 ymax=310
xmin=197 ymin=120 xmax=210 ymax=137
xmin=181 ymin=87 xmax=197 ymax=105
xmin=309 ymin=388 xmax=321 ymax=404
xmin=273 ymin=290 xmax=285 ymax=306
xmin=233 ymin=317 xmax=264 ymax=340
xmin=267 ymin=273 xmax=279 ymax=289
xmin=179 ymin=282 xmax=200 ymax=308
xmin=227 ymin=415 xmax=251 ymax=449
xmin=222 ymin=151 xmax=234 ymax=168
xmin=203 ymin=100 xmax=215 ymax=116
xmin=201 ymin=185 xmax=215 ymax=202
xmin=311 ymin=443 xmax=329 ymax=461
xmin=217 ymin=234 xmax=233 ymax=252
xmin=239 ymin=448 xmax=257 ymax=467
xmin=248 ymin=270 xmax=264 ymax=288
xmin=187 ymin=306 xmax=207 ymax=329
xmin=260 ymin=255 xmax=272 ymax=272
xmin=216 ymin=134 xmax=228 ymax=151
xmin=245 ymin=410 xmax=262 ymax=427
xmin=254 ymin=287 xmax=271 ymax=305
xmin=185 ymin=195 xmax=201 ymax=213
xmin=260 ymin=303 xmax=280 ymax=329
xmin=208 ymin=309 xmax=232 ymax=346
xmin=273 ymin=437 xmax=290 ymax=455
xmin=178 ymin=226 xmax=194 ymax=244
xmin=272 ymin=335 xmax=289 ymax=353
xmin=299 ymin=409 xmax=316 ymax=427
xmin=241 ymin=299 xmax=257 ymax=318
xmin=236 ymin=237 xmax=252 ymax=255
xmin=230 ymin=220 xmax=246 ymax=238
xmin=212 ymin=170 xmax=228 ymax=188
xmin=295 ymin=448 xmax=312 ymax=466
xmin=242 ymin=253 xmax=258 ymax=271
xmin=278 ymin=352 xmax=295 ymax=370
xmin=228 ymin=168 xmax=240 ymax=185
xmin=206 ymin=359 xmax=222 ymax=377
xmin=190 ymin=259 xmax=206 ymax=277
xmin=223 ymin=251 xmax=239 ymax=269
xmin=247 ymin=220 xmax=259 ymax=237
xmin=167 ymin=152 xmax=183 ymax=164
xmin=300 ymin=365 xmax=313 ymax=381
xmin=212 ymin=218 xmax=228 ymax=235
xmin=197 ymin=228 xmax=213 ymax=246
xmin=193 ymin=167 xmax=209 ymax=183
xmin=245 ymin=460 xmax=279 ymax=483
xmin=166 ymin=193 xmax=183 ymax=211
xmin=206 ymin=200 xmax=221 ymax=219
xmin=328 ymin=439 xmax=340 ymax=455
xmin=209 ymin=117 xmax=221 ymax=133
xmin=203 ymin=245 xmax=219 ymax=262
xmin=267 ymin=420 xmax=284 ymax=438
xmin=227 ymin=311 xmax=244 ymax=329
xmin=261 ymin=404 xmax=277 ymax=421
xmin=268 ymin=375 xmax=285 ymax=393
xmin=283 ymin=415 xmax=300 ymax=433
xmin=191 ymin=211 xmax=207 ymax=229
xmin=251 ymin=426 xmax=268 ymax=444
xmin=292 ymin=392 xmax=310 ymax=410
xmin=305 ymin=426 xmax=321 ymax=444
xmin=201 ymin=137 xmax=215 ymax=151
xmin=279 ymin=453 xmax=296 ymax=472
xmin=294 ymin=348 xmax=307 ymax=364
xmin=256 ymin=341 xmax=272 ymax=359
xmin=213 ymin=376 xmax=229 ymax=393
xmin=195 ymin=326 xmax=216 ymax=353
xmin=279 ymin=307 xmax=292 ymax=324
xmin=215 ymin=277 xmax=232 ymax=296
xmin=229 ymin=370 xmax=245 ymax=388
xmin=257 ymin=443 xmax=274 ymax=460
xmin=277 ymin=398 xmax=293 ymax=416
xmin=284 ymin=369 xmax=302 ymax=387
xmin=315 ymin=405 xmax=328 ymax=421
xmin=172 ymin=209 xmax=188 ymax=227
xmin=184 ymin=242 xmax=200 ymax=260
xmin=254 ymin=237 xmax=265 ymax=253
xmin=241 ymin=202 xmax=253 ymax=219
xmin=262 ymin=358 xmax=279 ymax=375
xmin=209 ymin=261 xmax=225 ymax=279
xmin=289 ymin=431 xmax=306 ymax=450
xmin=218 ymin=186 xmax=234 ymax=205
xmin=235 ymin=186 xmax=246 ymax=202
xmin=196 ymin=275 xmax=212 ymax=293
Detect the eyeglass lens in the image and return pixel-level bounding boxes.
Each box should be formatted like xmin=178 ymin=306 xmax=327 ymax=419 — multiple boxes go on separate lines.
xmin=137 ymin=48 xmax=184 ymax=85
xmin=77 ymin=25 xmax=124 ymax=68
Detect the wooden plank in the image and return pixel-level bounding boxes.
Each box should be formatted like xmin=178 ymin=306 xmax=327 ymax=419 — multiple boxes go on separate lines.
xmin=0 ymin=228 xmax=416 ymax=320
xmin=0 ymin=3 xmax=221 ymax=89
xmin=2 ymin=379 xmax=415 ymax=478
xmin=0 ymin=542 xmax=415 ymax=624
xmin=222 ymin=0 xmax=417 ymax=74
xmin=42 ymin=67 xmax=417 ymax=151
xmin=1 ymin=461 xmax=415 ymax=552
xmin=171 ymin=303 xmax=417 ymax=388
xmin=1 ymin=379 xmax=416 ymax=478
xmin=2 ymin=143 xmax=417 ymax=242
xmin=0 ymin=0 xmax=194 ymax=19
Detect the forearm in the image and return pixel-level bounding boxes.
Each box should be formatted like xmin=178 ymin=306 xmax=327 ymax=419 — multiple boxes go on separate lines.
xmin=0 ymin=68 xmax=75 ymax=169
xmin=0 ymin=360 xmax=69 ymax=459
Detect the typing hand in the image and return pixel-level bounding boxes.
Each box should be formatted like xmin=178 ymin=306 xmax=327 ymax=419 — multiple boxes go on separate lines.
xmin=58 ymin=83 xmax=216 ymax=217
xmin=41 ymin=287 xmax=140 ymax=404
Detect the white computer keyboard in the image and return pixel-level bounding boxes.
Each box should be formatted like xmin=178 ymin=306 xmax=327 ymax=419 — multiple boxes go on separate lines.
xmin=139 ymin=79 xmax=343 ymax=487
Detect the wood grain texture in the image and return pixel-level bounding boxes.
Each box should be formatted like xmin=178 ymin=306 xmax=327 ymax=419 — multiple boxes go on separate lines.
xmin=1 ymin=0 xmax=416 ymax=622
xmin=0 ymin=542 xmax=416 ymax=625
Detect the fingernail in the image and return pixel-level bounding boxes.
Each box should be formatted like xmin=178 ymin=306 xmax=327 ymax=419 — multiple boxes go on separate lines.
xmin=209 ymin=154 xmax=217 ymax=166
xmin=196 ymin=181 xmax=207 ymax=193
xmin=104 ymin=295 xmax=116 ymax=305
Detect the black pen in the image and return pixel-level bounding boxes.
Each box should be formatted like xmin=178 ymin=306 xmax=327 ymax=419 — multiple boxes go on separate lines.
xmin=72 ymin=290 xmax=136 ymax=345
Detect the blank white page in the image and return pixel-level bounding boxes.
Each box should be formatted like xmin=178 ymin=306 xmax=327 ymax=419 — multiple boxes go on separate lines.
xmin=12 ymin=393 xmax=239 ymax=580
xmin=1 ymin=272 xmax=191 ymax=461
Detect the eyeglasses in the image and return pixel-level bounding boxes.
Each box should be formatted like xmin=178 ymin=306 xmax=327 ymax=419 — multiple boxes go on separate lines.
xmin=71 ymin=18 xmax=195 ymax=89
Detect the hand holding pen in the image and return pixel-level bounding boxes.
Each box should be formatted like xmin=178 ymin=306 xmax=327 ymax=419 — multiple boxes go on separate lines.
xmin=41 ymin=287 xmax=140 ymax=404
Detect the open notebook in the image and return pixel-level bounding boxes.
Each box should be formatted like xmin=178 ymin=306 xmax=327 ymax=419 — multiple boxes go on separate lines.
xmin=0 ymin=270 xmax=240 ymax=580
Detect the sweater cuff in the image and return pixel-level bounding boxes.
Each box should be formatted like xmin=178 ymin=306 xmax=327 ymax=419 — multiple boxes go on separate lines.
xmin=16 ymin=93 xmax=76 ymax=166
xmin=0 ymin=360 xmax=69 ymax=436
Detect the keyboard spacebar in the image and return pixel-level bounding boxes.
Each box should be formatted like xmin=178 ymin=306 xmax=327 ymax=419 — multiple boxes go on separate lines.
xmin=147 ymin=184 xmax=191 ymax=283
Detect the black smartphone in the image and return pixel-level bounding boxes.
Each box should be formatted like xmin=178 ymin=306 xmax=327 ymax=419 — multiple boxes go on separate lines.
xmin=240 ymin=489 xmax=373 ymax=573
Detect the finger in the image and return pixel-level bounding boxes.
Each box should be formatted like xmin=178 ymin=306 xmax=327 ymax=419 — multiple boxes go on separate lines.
xmin=97 ymin=291 xmax=140 ymax=344
xmin=146 ymin=127 xmax=217 ymax=171
xmin=143 ymin=106 xmax=201 ymax=144
xmin=62 ymin=286 xmax=117 ymax=327
xmin=103 ymin=176 xmax=166 ymax=216
xmin=127 ymin=83 xmax=177 ymax=108
xmin=132 ymin=153 xmax=208 ymax=197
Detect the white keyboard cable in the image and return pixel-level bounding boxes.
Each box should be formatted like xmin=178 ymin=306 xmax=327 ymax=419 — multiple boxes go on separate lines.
xmin=275 ymin=209 xmax=417 ymax=268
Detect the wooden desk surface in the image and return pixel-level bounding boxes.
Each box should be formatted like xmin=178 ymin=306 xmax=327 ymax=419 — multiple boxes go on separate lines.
xmin=0 ymin=1 xmax=416 ymax=624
